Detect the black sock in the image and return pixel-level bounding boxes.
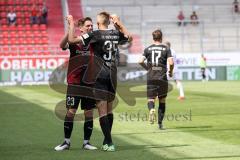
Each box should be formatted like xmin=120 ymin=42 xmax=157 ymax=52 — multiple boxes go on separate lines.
xmin=107 ymin=113 xmax=114 ymax=132
xmin=84 ymin=117 xmax=93 ymax=142
xmin=148 ymin=101 xmax=154 ymax=110
xmin=99 ymin=115 xmax=112 ymax=145
xmin=64 ymin=115 xmax=74 ymax=139
xmin=158 ymin=103 xmax=166 ymax=125
xmin=103 ymin=113 xmax=114 ymax=144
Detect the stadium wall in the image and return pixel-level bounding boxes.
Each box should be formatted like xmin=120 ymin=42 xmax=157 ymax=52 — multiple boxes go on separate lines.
xmin=0 ymin=53 xmax=240 ymax=86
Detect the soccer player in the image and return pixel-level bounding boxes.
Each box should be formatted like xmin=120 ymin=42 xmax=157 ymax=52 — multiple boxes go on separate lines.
xmin=165 ymin=41 xmax=185 ymax=100
xmin=54 ymin=17 xmax=97 ymax=151
xmin=200 ymin=54 xmax=207 ymax=82
xmin=138 ymin=29 xmax=174 ymax=129
xmin=67 ymin=12 xmax=132 ymax=151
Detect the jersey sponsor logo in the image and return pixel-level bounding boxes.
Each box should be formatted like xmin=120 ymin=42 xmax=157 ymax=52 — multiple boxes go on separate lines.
xmin=152 ymin=66 xmax=162 ymax=70
xmin=82 ymin=33 xmax=89 ymax=39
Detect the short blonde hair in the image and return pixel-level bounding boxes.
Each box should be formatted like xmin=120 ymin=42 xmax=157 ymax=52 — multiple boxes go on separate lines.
xmin=97 ymin=11 xmax=110 ymax=26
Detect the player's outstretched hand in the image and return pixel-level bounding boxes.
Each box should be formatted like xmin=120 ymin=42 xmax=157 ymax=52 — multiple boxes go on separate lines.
xmin=66 ymin=15 xmax=74 ymax=24
xmin=110 ymin=14 xmax=121 ymax=29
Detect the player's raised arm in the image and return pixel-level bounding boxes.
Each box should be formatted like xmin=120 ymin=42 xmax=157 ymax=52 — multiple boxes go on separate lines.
xmin=59 ymin=32 xmax=69 ymax=50
xmin=111 ymin=14 xmax=133 ymax=42
xmin=67 ymin=15 xmax=84 ymax=44
xmin=59 ymin=17 xmax=70 ymax=49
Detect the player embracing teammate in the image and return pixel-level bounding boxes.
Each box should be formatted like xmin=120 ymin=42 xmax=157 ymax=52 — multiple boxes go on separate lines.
xmin=55 ymin=17 xmax=98 ymax=151
xmin=55 ymin=12 xmax=132 ymax=152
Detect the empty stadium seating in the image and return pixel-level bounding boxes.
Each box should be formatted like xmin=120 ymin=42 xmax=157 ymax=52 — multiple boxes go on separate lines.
xmin=0 ymin=0 xmax=64 ymax=56
xmin=82 ymin=0 xmax=240 ymax=53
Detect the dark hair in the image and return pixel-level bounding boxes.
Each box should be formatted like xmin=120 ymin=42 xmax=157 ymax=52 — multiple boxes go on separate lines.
xmin=77 ymin=17 xmax=92 ymax=27
xmin=152 ymin=29 xmax=162 ymax=41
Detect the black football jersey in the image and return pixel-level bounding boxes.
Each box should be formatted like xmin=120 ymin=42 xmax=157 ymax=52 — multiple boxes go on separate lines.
xmin=81 ymin=29 xmax=128 ymax=68
xmin=143 ymin=44 xmax=172 ymax=80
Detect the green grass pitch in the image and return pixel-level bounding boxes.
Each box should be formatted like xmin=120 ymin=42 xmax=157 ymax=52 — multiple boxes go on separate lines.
xmin=0 ymin=81 xmax=240 ymax=160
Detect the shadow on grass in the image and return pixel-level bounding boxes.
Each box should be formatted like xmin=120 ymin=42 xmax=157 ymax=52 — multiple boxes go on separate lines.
xmin=174 ymin=126 xmax=212 ymax=129
xmin=172 ymin=155 xmax=240 ymax=160
xmin=113 ymin=125 xmax=240 ymax=136
xmin=117 ymin=144 xmax=190 ymax=151
xmin=0 ymin=90 xmax=185 ymax=160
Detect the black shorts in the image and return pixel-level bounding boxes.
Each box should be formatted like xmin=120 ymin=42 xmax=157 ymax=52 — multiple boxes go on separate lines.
xmin=66 ymin=84 xmax=96 ymax=110
xmin=94 ymin=78 xmax=117 ymax=102
xmin=147 ymin=79 xmax=169 ymax=99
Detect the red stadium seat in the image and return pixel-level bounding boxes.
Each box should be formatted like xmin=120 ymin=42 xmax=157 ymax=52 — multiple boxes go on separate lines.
xmin=18 ymin=38 xmax=25 ymax=45
xmin=18 ymin=45 xmax=26 ymax=52
xmin=10 ymin=46 xmax=18 ymax=52
xmin=0 ymin=6 xmax=4 ymax=12
xmin=22 ymin=6 xmax=27 ymax=12
xmin=26 ymin=31 xmax=33 ymax=37
xmin=0 ymin=12 xmax=6 ymax=18
xmin=32 ymin=24 xmax=40 ymax=31
xmin=15 ymin=0 xmax=22 ymax=5
xmin=2 ymin=38 xmax=8 ymax=45
xmin=25 ymin=38 xmax=33 ymax=45
xmin=17 ymin=31 xmax=25 ymax=37
xmin=33 ymin=30 xmax=40 ymax=34
xmin=7 ymin=0 xmax=15 ymax=5
xmin=22 ymin=0 xmax=28 ymax=5
xmin=25 ymin=25 xmax=31 ymax=31
xmin=10 ymin=52 xmax=19 ymax=56
xmin=15 ymin=6 xmax=22 ymax=12
xmin=0 ymin=1 xmax=5 ymax=6
xmin=2 ymin=46 xmax=10 ymax=52
xmin=5 ymin=52 xmax=12 ymax=56
xmin=42 ymin=45 xmax=48 ymax=50
xmin=40 ymin=24 xmax=47 ymax=30
xmin=41 ymin=30 xmax=47 ymax=36
xmin=19 ymin=52 xmax=28 ymax=56
xmin=2 ymin=53 xmax=9 ymax=56
xmin=2 ymin=31 xmax=8 ymax=38
xmin=17 ymin=25 xmax=24 ymax=31
xmin=41 ymin=37 xmax=48 ymax=45
xmin=17 ymin=18 xmax=24 ymax=25
xmin=8 ymin=25 xmax=17 ymax=31
xmin=37 ymin=0 xmax=44 ymax=5
xmin=41 ymin=30 xmax=47 ymax=34
xmin=1 ymin=25 xmax=8 ymax=31
xmin=21 ymin=39 xmax=27 ymax=45
xmin=1 ymin=18 xmax=8 ymax=25
xmin=32 ymin=38 xmax=38 ymax=44
xmin=10 ymin=38 xmax=17 ymax=45
xmin=24 ymin=18 xmax=31 ymax=24
xmin=24 ymin=11 xmax=31 ymax=17
xmin=16 ymin=12 xmax=24 ymax=18
xmin=9 ymin=31 xmax=18 ymax=38
xmin=30 ymin=0 xmax=38 ymax=4
xmin=34 ymin=31 xmax=41 ymax=37
xmin=37 ymin=46 xmax=46 ymax=51
xmin=26 ymin=45 xmax=34 ymax=51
